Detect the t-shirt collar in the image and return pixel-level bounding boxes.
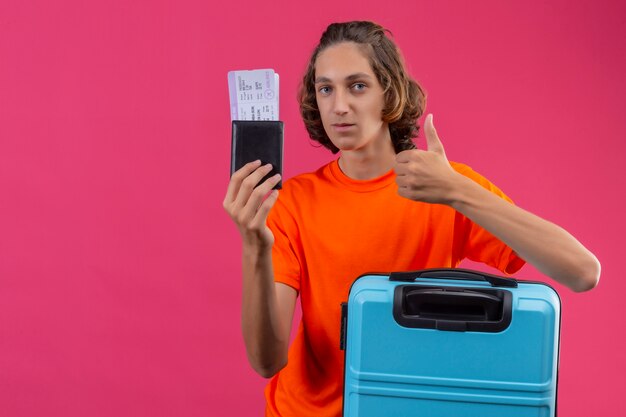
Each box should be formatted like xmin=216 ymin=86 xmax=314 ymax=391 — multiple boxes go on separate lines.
xmin=328 ymin=158 xmax=396 ymax=192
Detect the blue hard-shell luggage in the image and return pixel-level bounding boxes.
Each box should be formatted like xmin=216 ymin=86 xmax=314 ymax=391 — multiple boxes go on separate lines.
xmin=340 ymin=268 xmax=561 ymax=417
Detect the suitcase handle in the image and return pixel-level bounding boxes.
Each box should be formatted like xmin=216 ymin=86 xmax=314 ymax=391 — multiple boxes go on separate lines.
xmin=405 ymin=289 xmax=502 ymax=321
xmin=393 ymin=286 xmax=513 ymax=332
xmin=389 ymin=268 xmax=518 ymax=288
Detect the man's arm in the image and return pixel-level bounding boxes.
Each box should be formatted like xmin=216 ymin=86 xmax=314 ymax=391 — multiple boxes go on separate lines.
xmin=241 ymin=247 xmax=297 ymax=377
xmin=224 ymin=160 xmax=297 ymax=378
xmin=449 ymin=174 xmax=600 ymax=291
xmin=395 ymin=114 xmax=600 ymax=292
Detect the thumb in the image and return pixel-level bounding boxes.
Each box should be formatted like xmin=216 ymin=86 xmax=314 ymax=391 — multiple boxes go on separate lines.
xmin=424 ymin=114 xmax=445 ymax=155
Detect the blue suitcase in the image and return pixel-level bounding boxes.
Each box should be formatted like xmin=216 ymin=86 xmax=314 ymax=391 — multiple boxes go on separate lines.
xmin=340 ymin=268 xmax=561 ymax=417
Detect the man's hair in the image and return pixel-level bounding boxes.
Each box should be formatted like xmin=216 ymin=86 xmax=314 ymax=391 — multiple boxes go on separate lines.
xmin=299 ymin=21 xmax=427 ymax=154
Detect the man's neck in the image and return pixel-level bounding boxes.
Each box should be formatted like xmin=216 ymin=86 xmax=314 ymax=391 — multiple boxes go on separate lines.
xmin=338 ymin=137 xmax=396 ymax=180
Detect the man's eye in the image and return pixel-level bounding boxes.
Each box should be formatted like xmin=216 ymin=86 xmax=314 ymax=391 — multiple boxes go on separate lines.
xmin=318 ymin=86 xmax=331 ymax=94
xmin=352 ymin=83 xmax=366 ymax=91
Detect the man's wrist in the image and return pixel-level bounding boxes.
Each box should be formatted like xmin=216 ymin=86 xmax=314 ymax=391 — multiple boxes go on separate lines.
xmin=448 ymin=173 xmax=479 ymax=211
xmin=242 ymin=240 xmax=272 ymax=257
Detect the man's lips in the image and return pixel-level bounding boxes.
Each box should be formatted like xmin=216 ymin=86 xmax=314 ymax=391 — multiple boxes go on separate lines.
xmin=332 ymin=123 xmax=356 ymax=132
xmin=331 ymin=123 xmax=355 ymax=132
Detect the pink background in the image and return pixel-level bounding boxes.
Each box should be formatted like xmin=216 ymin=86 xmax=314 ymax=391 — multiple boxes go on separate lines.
xmin=1 ymin=1 xmax=624 ymax=415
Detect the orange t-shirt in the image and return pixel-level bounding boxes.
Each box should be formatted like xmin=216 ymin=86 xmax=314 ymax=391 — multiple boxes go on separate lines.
xmin=264 ymin=159 xmax=525 ymax=417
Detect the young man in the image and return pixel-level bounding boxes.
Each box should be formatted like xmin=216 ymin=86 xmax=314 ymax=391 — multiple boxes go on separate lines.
xmin=223 ymin=21 xmax=600 ymax=417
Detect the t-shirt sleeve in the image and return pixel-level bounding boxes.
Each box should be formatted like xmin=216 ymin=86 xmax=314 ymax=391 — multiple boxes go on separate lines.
xmin=453 ymin=164 xmax=526 ymax=275
xmin=266 ymin=194 xmax=302 ymax=292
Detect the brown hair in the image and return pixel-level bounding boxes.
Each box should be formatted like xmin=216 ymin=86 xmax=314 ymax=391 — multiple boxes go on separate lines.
xmin=299 ymin=21 xmax=427 ymax=154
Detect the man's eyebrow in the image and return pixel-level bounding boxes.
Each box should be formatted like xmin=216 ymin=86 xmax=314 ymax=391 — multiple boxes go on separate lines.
xmin=314 ymin=76 xmax=332 ymax=84
xmin=345 ymin=73 xmax=372 ymax=82
xmin=314 ymin=73 xmax=373 ymax=84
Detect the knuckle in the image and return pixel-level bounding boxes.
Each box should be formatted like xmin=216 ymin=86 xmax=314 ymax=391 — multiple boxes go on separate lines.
xmin=223 ymin=202 xmax=235 ymax=216
xmin=247 ymin=220 xmax=262 ymax=233
xmin=263 ymin=192 xmax=279 ymax=208
xmin=235 ymin=213 xmax=247 ymax=226
xmin=269 ymin=173 xmax=281 ymax=184
xmin=251 ymin=183 xmax=269 ymax=197
xmin=249 ymin=191 xmax=264 ymax=203
xmin=266 ymin=178 xmax=280 ymax=189
xmin=258 ymin=177 xmax=278 ymax=192
xmin=233 ymin=168 xmax=247 ymax=180
xmin=405 ymin=150 xmax=418 ymax=160
xmin=262 ymin=197 xmax=275 ymax=209
xmin=240 ymin=176 xmax=256 ymax=189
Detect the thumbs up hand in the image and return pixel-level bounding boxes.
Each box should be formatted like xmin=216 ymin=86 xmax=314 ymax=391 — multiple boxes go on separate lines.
xmin=394 ymin=114 xmax=463 ymax=205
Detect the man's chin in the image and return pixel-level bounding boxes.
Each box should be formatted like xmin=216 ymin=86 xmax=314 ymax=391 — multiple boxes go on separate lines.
xmin=330 ymin=136 xmax=362 ymax=151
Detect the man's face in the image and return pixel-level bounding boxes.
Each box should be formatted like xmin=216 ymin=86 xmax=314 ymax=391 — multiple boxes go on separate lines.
xmin=314 ymin=42 xmax=388 ymax=153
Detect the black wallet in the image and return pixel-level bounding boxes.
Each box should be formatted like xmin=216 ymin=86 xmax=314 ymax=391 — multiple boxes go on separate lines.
xmin=230 ymin=120 xmax=284 ymax=189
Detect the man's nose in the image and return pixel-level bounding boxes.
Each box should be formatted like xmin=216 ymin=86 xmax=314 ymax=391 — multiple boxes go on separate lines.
xmin=332 ymin=90 xmax=349 ymax=115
